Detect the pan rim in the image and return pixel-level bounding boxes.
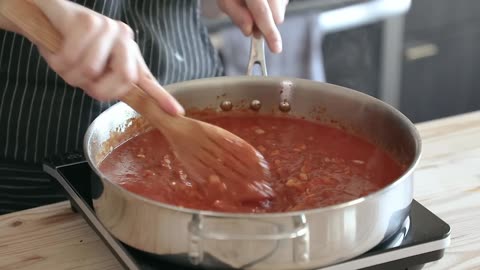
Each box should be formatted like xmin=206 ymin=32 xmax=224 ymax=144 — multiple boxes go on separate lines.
xmin=84 ymin=76 xmax=421 ymax=218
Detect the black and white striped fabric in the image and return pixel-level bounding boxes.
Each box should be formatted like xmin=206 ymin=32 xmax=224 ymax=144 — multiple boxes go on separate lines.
xmin=0 ymin=0 xmax=223 ymax=214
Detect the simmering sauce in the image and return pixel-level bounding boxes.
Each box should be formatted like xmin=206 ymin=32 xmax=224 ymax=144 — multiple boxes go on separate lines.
xmin=99 ymin=114 xmax=405 ymax=213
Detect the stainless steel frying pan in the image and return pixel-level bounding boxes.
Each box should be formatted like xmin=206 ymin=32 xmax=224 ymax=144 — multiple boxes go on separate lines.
xmin=84 ymin=35 xmax=421 ymax=269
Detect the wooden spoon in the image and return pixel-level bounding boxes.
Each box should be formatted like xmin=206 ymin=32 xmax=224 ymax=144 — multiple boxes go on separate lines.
xmin=1 ymin=0 xmax=274 ymax=202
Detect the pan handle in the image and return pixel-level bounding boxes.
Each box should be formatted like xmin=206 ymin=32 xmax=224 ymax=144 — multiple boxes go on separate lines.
xmin=187 ymin=214 xmax=310 ymax=265
xmin=246 ymin=31 xmax=268 ymax=77
xmin=189 ymin=215 xmax=308 ymax=240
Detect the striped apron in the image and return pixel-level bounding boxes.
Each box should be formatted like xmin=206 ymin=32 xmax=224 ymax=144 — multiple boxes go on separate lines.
xmin=0 ymin=0 xmax=223 ymax=214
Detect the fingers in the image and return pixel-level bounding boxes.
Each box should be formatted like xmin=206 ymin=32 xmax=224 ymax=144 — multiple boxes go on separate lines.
xmin=268 ymin=0 xmax=288 ymax=25
xmin=83 ymin=70 xmax=132 ymax=101
xmin=30 ymin=0 xmax=185 ymax=114
xmin=217 ymin=0 xmax=253 ymax=36
xmin=137 ymin=71 xmax=185 ymax=116
xmin=81 ymin=32 xmax=139 ymax=101
xmin=132 ymin=43 xmax=184 ymax=115
xmin=218 ymin=0 xmax=288 ymax=53
xmin=37 ymin=18 xmax=135 ymax=98
xmin=31 ymin=0 xmax=141 ymax=101
xmin=245 ymin=0 xmax=282 ymax=53
xmin=32 ymin=0 xmax=99 ymax=76
xmin=111 ymin=29 xmax=139 ymax=89
xmin=44 ymin=18 xmax=110 ymax=87
xmin=76 ymin=18 xmax=120 ymax=79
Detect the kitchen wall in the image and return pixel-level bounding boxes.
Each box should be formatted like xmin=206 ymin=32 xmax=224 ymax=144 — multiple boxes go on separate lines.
xmin=203 ymin=0 xmax=480 ymax=123
xmin=400 ymin=0 xmax=480 ymax=123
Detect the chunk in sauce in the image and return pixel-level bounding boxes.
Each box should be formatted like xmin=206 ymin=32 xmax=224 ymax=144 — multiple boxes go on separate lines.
xmin=99 ymin=115 xmax=405 ymax=213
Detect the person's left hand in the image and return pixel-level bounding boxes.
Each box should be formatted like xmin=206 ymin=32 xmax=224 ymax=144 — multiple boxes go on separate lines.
xmin=217 ymin=0 xmax=288 ymax=54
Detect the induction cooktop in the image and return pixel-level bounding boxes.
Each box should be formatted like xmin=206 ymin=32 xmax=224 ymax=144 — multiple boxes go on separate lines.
xmin=43 ymin=152 xmax=450 ymax=270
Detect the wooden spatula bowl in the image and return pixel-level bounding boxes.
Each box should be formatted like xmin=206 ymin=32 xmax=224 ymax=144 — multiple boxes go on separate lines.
xmin=1 ymin=0 xmax=274 ymax=202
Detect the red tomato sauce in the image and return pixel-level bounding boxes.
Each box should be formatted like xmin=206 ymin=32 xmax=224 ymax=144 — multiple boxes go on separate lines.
xmin=99 ymin=114 xmax=405 ymax=213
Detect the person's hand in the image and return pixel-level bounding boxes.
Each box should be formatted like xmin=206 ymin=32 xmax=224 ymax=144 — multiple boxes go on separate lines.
xmin=217 ymin=0 xmax=289 ymax=53
xmin=23 ymin=0 xmax=184 ymax=115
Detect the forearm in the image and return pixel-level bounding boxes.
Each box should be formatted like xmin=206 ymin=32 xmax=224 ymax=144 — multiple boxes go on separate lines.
xmin=0 ymin=17 xmax=16 ymax=31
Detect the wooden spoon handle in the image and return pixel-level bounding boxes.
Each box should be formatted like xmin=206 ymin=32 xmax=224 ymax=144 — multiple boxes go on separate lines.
xmin=0 ymin=1 xmax=62 ymax=52
xmin=1 ymin=0 xmax=178 ymax=130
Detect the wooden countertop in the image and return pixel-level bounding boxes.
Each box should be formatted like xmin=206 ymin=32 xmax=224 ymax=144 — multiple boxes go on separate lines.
xmin=1 ymin=111 xmax=480 ymax=270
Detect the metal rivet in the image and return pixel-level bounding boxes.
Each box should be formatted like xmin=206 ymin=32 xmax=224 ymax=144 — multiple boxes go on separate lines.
xmin=250 ymin=100 xmax=262 ymax=111
xmin=279 ymin=101 xmax=291 ymax=112
xmin=220 ymin=100 xmax=233 ymax=111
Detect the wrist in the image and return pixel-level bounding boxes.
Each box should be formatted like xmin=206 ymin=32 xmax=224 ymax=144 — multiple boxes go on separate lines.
xmin=0 ymin=2 xmax=21 ymax=33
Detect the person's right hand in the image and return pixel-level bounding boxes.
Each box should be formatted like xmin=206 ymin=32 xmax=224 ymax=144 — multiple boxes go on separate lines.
xmin=26 ymin=0 xmax=184 ymax=115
